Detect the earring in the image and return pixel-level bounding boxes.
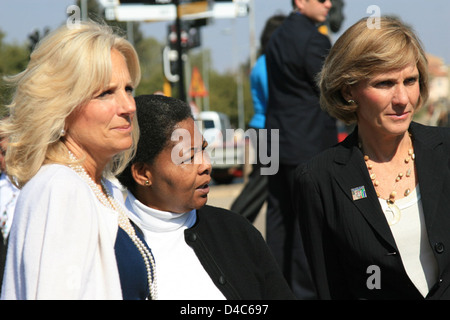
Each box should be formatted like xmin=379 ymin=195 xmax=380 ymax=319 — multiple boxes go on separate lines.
xmin=144 ymin=180 xmax=150 ymax=186
xmin=60 ymin=129 xmax=66 ymax=137
xmin=348 ymin=99 xmax=356 ymax=105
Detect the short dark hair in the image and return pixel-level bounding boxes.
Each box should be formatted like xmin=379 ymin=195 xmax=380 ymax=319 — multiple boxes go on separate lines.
xmin=117 ymin=94 xmax=193 ymax=192
xmin=259 ymin=14 xmax=286 ymax=55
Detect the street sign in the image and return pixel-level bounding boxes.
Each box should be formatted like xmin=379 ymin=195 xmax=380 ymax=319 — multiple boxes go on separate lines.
xmin=101 ymin=0 xmax=249 ymax=22
xmin=189 ymin=67 xmax=208 ymax=97
xmin=97 ymin=0 xmax=250 ymax=102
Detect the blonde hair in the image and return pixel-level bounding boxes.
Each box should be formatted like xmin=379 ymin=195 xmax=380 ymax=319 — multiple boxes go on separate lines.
xmin=318 ymin=16 xmax=429 ymax=124
xmin=0 ymin=21 xmax=141 ymax=188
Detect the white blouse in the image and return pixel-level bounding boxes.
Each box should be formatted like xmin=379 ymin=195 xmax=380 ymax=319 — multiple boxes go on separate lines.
xmin=379 ymin=185 xmax=438 ymax=297
xmin=125 ymin=193 xmax=226 ymax=300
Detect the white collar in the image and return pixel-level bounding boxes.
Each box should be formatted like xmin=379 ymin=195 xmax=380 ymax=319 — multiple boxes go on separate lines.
xmin=125 ymin=192 xmax=196 ymax=233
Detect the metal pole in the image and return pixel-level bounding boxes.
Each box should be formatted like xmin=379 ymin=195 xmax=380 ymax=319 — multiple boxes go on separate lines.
xmin=127 ymin=21 xmax=134 ymax=46
xmin=248 ymin=0 xmax=257 ymax=68
xmin=174 ymin=0 xmax=186 ymax=102
xmin=202 ymin=49 xmax=210 ymax=111
xmin=233 ymin=19 xmax=245 ymax=130
xmin=81 ymin=0 xmax=88 ymax=21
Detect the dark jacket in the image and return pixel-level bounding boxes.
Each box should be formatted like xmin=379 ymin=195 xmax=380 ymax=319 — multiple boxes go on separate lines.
xmin=0 ymin=236 xmax=6 ymax=294
xmin=294 ymin=122 xmax=450 ymax=299
xmin=185 ymin=205 xmax=294 ymax=300
xmin=265 ymin=12 xmax=337 ymax=165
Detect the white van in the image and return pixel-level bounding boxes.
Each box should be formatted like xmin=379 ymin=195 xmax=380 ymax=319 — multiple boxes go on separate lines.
xmin=197 ymin=111 xmax=245 ymax=184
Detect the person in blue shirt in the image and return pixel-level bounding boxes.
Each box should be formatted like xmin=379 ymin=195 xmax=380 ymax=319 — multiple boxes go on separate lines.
xmin=248 ymin=54 xmax=268 ymax=130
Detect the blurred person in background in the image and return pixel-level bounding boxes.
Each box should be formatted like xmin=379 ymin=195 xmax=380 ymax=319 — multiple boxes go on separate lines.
xmin=264 ymin=0 xmax=337 ymax=299
xmin=0 ymin=124 xmax=19 ymax=293
xmin=231 ymin=13 xmax=286 ymax=223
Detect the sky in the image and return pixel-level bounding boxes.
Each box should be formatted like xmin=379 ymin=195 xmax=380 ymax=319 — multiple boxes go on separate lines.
xmin=0 ymin=0 xmax=449 ymax=74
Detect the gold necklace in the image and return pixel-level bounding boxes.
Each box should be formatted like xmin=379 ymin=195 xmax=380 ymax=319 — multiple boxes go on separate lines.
xmin=363 ymin=148 xmax=415 ymax=204
xmin=359 ymin=142 xmax=415 ymax=226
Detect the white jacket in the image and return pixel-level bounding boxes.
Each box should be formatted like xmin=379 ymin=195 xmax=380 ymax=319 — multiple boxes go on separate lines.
xmin=1 ymin=164 xmax=123 ymax=300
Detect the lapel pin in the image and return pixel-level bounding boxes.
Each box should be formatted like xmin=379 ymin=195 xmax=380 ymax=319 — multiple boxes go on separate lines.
xmin=351 ymin=186 xmax=367 ymax=201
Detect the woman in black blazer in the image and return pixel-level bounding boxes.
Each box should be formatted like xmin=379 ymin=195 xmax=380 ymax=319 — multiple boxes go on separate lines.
xmin=117 ymin=94 xmax=294 ymax=300
xmin=294 ymin=17 xmax=450 ymax=299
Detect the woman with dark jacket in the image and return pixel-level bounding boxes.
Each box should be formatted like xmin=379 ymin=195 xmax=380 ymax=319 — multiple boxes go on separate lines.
xmin=117 ymin=94 xmax=294 ymax=300
xmin=294 ymin=17 xmax=450 ymax=299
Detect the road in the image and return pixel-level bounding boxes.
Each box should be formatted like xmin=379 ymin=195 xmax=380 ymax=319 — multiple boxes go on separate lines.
xmin=207 ymin=180 xmax=266 ymax=238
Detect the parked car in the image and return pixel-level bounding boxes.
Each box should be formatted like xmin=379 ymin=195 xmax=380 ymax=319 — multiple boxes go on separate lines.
xmin=197 ymin=111 xmax=245 ymax=184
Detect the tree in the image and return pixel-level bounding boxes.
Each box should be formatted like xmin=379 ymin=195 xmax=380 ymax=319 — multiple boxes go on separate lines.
xmin=27 ymin=27 xmax=50 ymax=53
xmin=134 ymin=37 xmax=166 ymax=95
xmin=181 ymin=48 xmax=253 ymax=128
xmin=0 ymin=30 xmax=29 ymax=117
xmin=207 ymin=69 xmax=252 ymax=128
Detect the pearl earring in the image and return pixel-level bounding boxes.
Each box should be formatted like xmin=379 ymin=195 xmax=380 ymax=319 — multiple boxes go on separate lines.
xmin=145 ymin=180 xmax=150 ymax=186
xmin=60 ymin=129 xmax=66 ymax=137
xmin=348 ymin=99 xmax=356 ymax=105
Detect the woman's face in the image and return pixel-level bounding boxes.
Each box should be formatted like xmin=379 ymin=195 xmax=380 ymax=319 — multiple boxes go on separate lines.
xmin=65 ymin=49 xmax=136 ymax=161
xmin=348 ymin=64 xmax=421 ymax=138
xmin=143 ymin=118 xmax=212 ymax=213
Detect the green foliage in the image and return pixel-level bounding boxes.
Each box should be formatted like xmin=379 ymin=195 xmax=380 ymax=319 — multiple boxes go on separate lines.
xmin=208 ymin=69 xmax=253 ymax=129
xmin=134 ymin=37 xmax=166 ymax=95
xmin=0 ymin=31 xmax=29 ymax=117
xmin=184 ymin=50 xmax=253 ymax=128
xmin=209 ymin=71 xmax=240 ymax=123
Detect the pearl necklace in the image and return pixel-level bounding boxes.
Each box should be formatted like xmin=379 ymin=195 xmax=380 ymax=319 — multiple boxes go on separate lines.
xmin=68 ymin=151 xmax=158 ymax=299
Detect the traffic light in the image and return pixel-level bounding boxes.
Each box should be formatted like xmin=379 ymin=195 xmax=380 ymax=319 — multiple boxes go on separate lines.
xmin=167 ymin=21 xmax=201 ymax=50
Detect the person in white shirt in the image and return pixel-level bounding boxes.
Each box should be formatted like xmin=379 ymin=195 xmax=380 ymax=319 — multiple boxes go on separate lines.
xmin=0 ymin=21 xmax=154 ymax=300
xmin=0 ymin=131 xmax=19 ymax=291
xmin=117 ymin=94 xmax=294 ymax=300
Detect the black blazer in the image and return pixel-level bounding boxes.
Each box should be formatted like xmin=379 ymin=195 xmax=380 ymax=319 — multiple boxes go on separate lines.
xmin=185 ymin=205 xmax=294 ymax=300
xmin=0 ymin=236 xmax=6 ymax=294
xmin=265 ymin=13 xmax=337 ymax=165
xmin=294 ymin=122 xmax=450 ymax=299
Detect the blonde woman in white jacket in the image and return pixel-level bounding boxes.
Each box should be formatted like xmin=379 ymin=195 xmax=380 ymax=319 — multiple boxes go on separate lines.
xmin=0 ymin=21 xmax=155 ymax=300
